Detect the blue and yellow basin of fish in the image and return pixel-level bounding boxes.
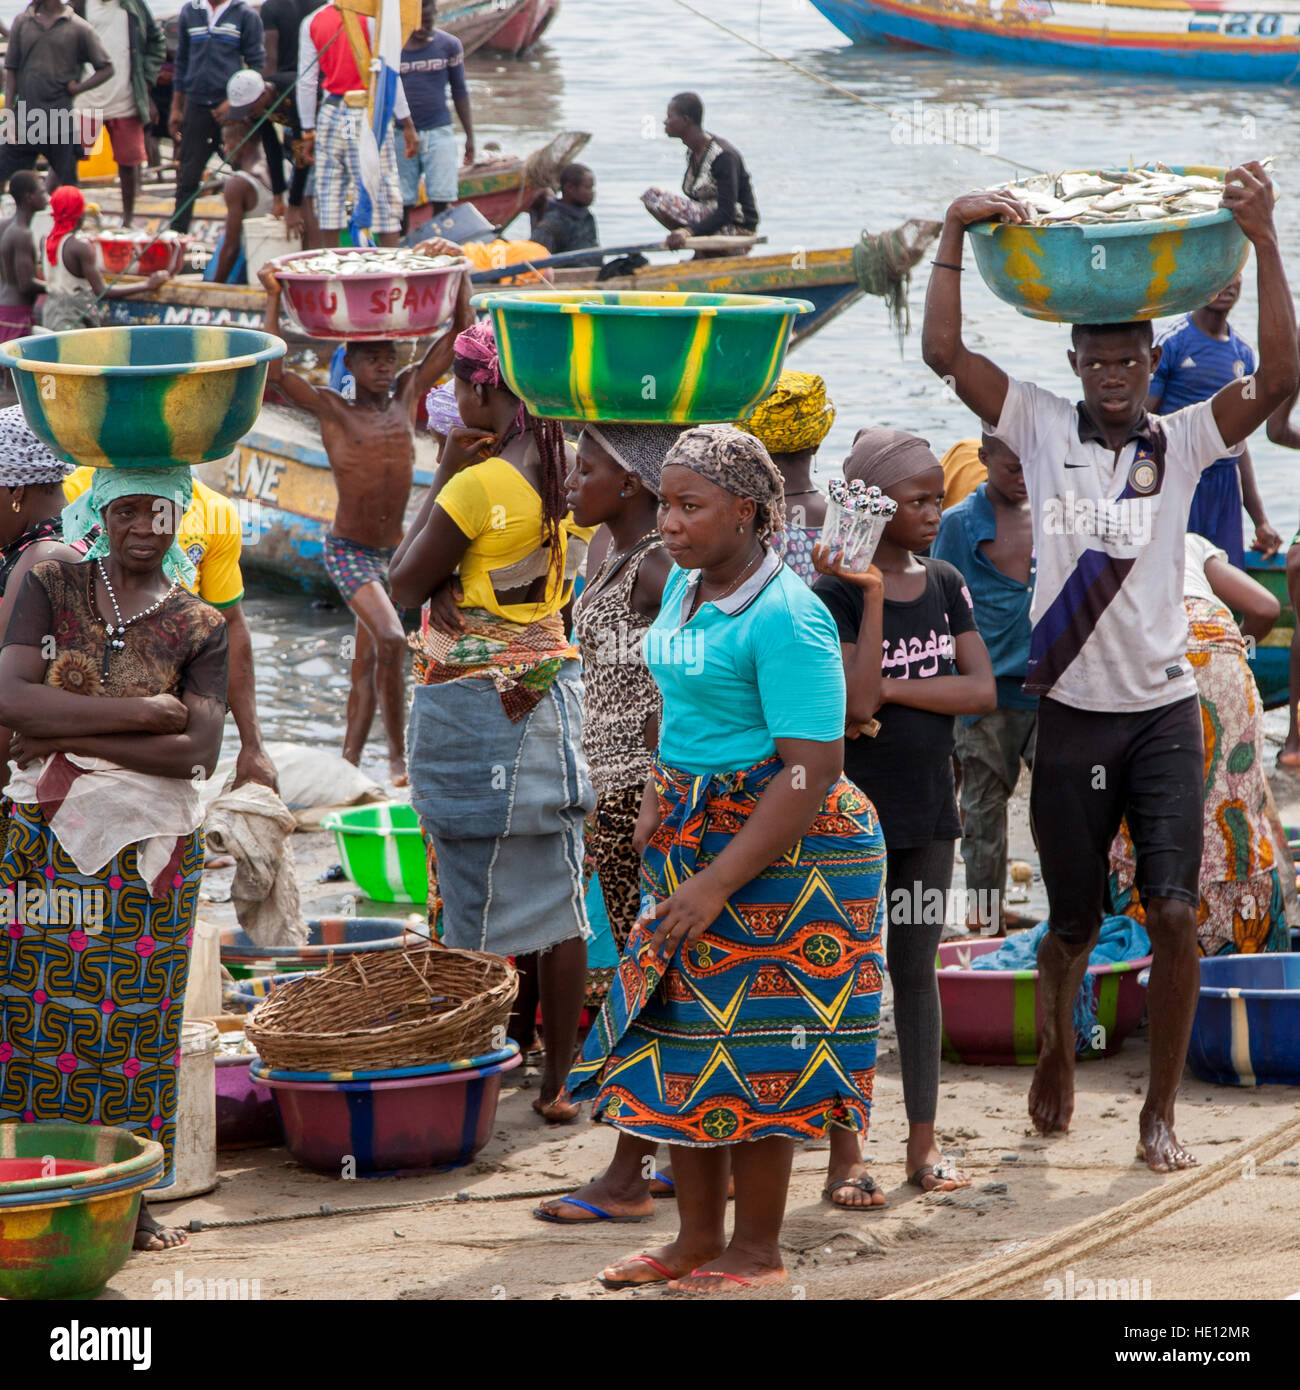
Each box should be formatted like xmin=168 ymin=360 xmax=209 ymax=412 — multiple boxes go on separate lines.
xmin=969 ymin=167 xmax=1250 ymax=324
xmin=0 ymin=325 xmax=285 ymax=469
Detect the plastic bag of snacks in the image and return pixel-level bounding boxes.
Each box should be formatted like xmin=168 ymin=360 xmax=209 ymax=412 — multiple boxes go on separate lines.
xmin=819 ymin=479 xmax=897 ymax=571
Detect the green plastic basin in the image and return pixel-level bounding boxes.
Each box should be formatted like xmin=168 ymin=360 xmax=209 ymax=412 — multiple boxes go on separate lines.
xmin=321 ymin=801 xmax=428 ymax=904
xmin=472 ymin=290 xmax=812 ymax=422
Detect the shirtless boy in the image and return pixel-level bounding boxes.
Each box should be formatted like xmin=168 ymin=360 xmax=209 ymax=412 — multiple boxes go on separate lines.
xmin=0 ymin=172 xmax=47 ymax=345
xmin=922 ymin=161 xmax=1298 ymax=1173
xmin=260 ymin=240 xmax=473 ymax=784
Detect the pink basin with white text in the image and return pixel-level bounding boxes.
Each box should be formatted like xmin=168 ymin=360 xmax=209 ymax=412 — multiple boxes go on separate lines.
xmin=272 ymin=251 xmax=469 ymax=340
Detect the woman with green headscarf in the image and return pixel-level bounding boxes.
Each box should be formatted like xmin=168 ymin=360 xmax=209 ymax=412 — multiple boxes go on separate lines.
xmin=0 ymin=466 xmax=229 ymax=1253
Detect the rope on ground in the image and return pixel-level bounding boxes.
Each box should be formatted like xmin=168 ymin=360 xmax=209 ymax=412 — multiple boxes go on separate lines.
xmin=882 ymin=1111 xmax=1300 ymax=1300
xmin=184 ymin=1183 xmax=581 ymax=1231
xmin=665 ymin=0 xmax=1047 ymax=177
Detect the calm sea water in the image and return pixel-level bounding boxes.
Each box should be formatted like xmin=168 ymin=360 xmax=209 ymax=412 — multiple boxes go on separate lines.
xmin=238 ymin=0 xmax=1300 ymax=752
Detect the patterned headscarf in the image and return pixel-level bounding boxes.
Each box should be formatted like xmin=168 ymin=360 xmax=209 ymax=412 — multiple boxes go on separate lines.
xmin=844 ymin=427 xmax=940 ymax=492
xmin=0 ymin=406 xmax=75 ymax=488
xmin=741 ymin=370 xmax=835 ymax=455
xmin=452 ymin=318 xmax=504 ymax=390
xmin=47 ymin=185 xmax=86 ymax=268
xmin=662 ymin=423 xmax=785 ymax=540
xmin=582 ymin=423 xmax=681 ymax=497
xmin=62 ymin=466 xmax=197 ymax=589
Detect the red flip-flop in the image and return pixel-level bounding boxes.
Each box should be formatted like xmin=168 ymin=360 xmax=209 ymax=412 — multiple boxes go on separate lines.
xmin=597 ymin=1254 xmax=677 ymax=1290
xmin=683 ymin=1267 xmax=752 ymax=1288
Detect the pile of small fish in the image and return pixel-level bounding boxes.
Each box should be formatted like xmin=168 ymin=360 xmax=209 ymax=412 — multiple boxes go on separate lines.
xmin=279 ymin=249 xmax=463 ymax=277
xmin=215 ymin=1030 xmax=256 ymax=1058
xmin=95 ymin=227 xmax=186 ymax=243
xmin=998 ymin=163 xmax=1267 ymax=226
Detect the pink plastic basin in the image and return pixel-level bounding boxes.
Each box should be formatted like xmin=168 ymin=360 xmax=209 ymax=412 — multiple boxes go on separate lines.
xmin=251 ymin=1046 xmax=521 ymax=1175
xmin=0 ymin=1157 xmax=100 ymax=1181
xmin=216 ymin=1053 xmax=284 ymax=1148
xmin=937 ymin=938 xmax=1152 ymax=1065
xmin=274 ymin=251 xmax=469 ymax=340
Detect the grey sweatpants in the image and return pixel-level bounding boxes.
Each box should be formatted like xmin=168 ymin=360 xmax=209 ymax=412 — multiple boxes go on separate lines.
xmin=955 ymin=707 xmax=1037 ymax=924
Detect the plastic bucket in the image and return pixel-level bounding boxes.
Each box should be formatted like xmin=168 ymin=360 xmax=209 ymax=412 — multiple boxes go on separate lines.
xmin=321 ymin=802 xmax=428 ymax=903
xmin=145 ymin=1019 xmax=218 ymax=1201
xmin=1187 ymin=953 xmax=1300 ymax=1086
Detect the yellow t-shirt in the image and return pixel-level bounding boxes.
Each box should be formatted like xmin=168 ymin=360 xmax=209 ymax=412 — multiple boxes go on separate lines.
xmin=63 ymin=468 xmax=246 ymax=609
xmin=939 ymin=439 xmax=987 ymax=513
xmin=435 ymin=456 xmax=594 ymax=624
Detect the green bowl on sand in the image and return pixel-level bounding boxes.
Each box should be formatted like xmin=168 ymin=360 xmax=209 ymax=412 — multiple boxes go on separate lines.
xmin=0 ymin=325 xmax=285 ymax=469
xmin=472 ymin=290 xmax=812 ymax=422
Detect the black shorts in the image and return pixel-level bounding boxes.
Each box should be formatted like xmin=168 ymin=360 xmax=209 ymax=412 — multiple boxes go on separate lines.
xmin=1029 ymin=695 xmax=1203 ymax=945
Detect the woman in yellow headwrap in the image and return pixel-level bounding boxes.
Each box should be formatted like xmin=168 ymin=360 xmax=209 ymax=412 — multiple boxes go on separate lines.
xmin=741 ymin=370 xmax=834 ymax=585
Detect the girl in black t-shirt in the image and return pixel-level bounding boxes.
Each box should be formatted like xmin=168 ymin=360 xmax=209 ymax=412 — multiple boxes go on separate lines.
xmin=813 ymin=428 xmax=994 ymax=1209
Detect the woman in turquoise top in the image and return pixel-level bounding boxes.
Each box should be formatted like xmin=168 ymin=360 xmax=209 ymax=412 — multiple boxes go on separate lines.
xmin=568 ymin=425 xmax=886 ymax=1294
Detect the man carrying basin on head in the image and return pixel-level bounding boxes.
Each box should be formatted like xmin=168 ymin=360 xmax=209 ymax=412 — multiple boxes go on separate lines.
xmin=921 ymin=161 xmax=1298 ymax=1174
xmin=258 ymin=239 xmax=473 ymax=788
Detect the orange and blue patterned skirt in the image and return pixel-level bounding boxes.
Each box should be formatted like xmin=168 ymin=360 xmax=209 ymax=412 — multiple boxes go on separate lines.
xmin=0 ymin=803 xmax=202 ymax=1183
xmin=568 ymin=756 xmax=885 ymax=1147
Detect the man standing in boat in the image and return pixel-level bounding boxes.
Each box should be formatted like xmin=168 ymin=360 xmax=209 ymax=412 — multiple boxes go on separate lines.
xmin=921 ymin=161 xmax=1298 ymax=1174
xmin=641 ymin=92 xmax=758 ymax=256
xmin=0 ymin=172 xmax=48 ymax=348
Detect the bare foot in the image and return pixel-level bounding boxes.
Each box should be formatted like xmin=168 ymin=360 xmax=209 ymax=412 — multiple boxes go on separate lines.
xmin=1278 ymin=745 xmax=1300 ymax=770
xmin=389 ymin=757 xmax=409 ymax=788
xmin=1029 ymin=1047 xmax=1075 ymax=1135
xmin=534 ymin=1175 xmax=655 ymax=1223
xmin=1136 ymin=1110 xmax=1198 ymax=1173
xmin=668 ymin=1247 xmax=788 ymax=1294
xmin=533 ymin=1090 xmax=580 ymax=1124
xmin=599 ymin=1239 xmax=722 ymax=1290
xmin=133 ymin=1209 xmax=188 ymax=1252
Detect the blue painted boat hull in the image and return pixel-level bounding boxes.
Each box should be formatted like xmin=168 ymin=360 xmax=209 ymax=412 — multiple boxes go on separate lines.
xmin=809 ymin=0 xmax=1300 ymax=83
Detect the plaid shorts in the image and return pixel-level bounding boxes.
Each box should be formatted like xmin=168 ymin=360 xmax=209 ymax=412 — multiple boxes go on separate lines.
xmin=324 ymin=531 xmax=397 ymax=604
xmin=314 ymin=99 xmax=403 ymax=234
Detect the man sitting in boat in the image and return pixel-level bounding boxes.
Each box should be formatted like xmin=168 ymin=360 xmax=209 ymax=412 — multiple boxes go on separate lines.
xmin=531 ymin=162 xmax=599 ymax=265
xmin=641 ymin=91 xmax=758 ymax=258
xmin=921 ymin=161 xmax=1298 ymax=1175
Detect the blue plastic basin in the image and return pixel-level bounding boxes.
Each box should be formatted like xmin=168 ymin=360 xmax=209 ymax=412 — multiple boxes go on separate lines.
xmin=1186 ymin=954 xmax=1300 ymax=1086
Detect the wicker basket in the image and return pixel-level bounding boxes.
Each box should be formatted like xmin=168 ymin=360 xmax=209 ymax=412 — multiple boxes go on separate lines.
xmin=243 ymin=946 xmax=518 ymax=1073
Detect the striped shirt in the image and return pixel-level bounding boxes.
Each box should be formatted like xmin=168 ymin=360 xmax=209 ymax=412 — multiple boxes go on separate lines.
xmin=993 ymin=376 xmax=1237 ymax=713
xmin=173 ymin=0 xmax=264 ymax=106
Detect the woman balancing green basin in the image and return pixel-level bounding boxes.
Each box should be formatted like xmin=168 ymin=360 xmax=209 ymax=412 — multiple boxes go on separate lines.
xmin=0 ymin=326 xmax=285 ymax=470
xmin=472 ymin=290 xmax=813 ymax=423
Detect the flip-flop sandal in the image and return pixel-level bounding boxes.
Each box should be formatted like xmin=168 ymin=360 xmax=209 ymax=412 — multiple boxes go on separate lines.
xmin=533 ymin=1197 xmax=649 ymax=1225
xmin=649 ymin=1174 xmax=675 ymax=1197
xmin=532 ymin=1094 xmax=580 ymax=1125
xmin=821 ymin=1174 xmax=886 ymax=1210
xmin=907 ymin=1158 xmax=969 ymax=1191
xmin=597 ymin=1254 xmax=677 ymax=1290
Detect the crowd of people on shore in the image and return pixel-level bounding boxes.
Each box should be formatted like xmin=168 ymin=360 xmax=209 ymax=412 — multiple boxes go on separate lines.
xmin=0 ymin=13 xmax=1297 ymax=1291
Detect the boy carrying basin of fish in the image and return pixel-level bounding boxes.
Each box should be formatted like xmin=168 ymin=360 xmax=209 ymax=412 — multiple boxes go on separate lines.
xmin=921 ymin=161 xmax=1298 ymax=1174
xmin=258 ymin=238 xmax=474 ymax=786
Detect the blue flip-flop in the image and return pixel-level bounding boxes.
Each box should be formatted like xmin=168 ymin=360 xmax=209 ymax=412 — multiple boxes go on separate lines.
xmin=650 ymin=1174 xmax=675 ymax=1198
xmin=532 ymin=1197 xmax=649 ymax=1224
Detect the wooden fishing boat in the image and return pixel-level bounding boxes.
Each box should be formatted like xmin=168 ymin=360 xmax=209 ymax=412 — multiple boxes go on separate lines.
xmin=481 ymin=0 xmax=560 ymax=54
xmin=809 ymin=0 xmax=1300 ymax=82
xmin=438 ymin=0 xmax=534 ymax=55
xmin=1246 ymin=553 xmax=1293 ymax=710
xmin=98 ymin=245 xmax=863 ymax=350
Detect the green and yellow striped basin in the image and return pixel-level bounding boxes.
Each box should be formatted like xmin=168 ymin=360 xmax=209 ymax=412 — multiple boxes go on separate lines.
xmin=472 ymin=290 xmax=812 ymax=422
xmin=969 ymin=167 xmax=1249 ymax=324
xmin=0 ymin=326 xmax=285 ymax=469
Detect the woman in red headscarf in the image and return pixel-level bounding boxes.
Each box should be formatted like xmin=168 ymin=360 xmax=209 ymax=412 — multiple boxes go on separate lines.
xmin=41 ymin=187 xmax=172 ymax=331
